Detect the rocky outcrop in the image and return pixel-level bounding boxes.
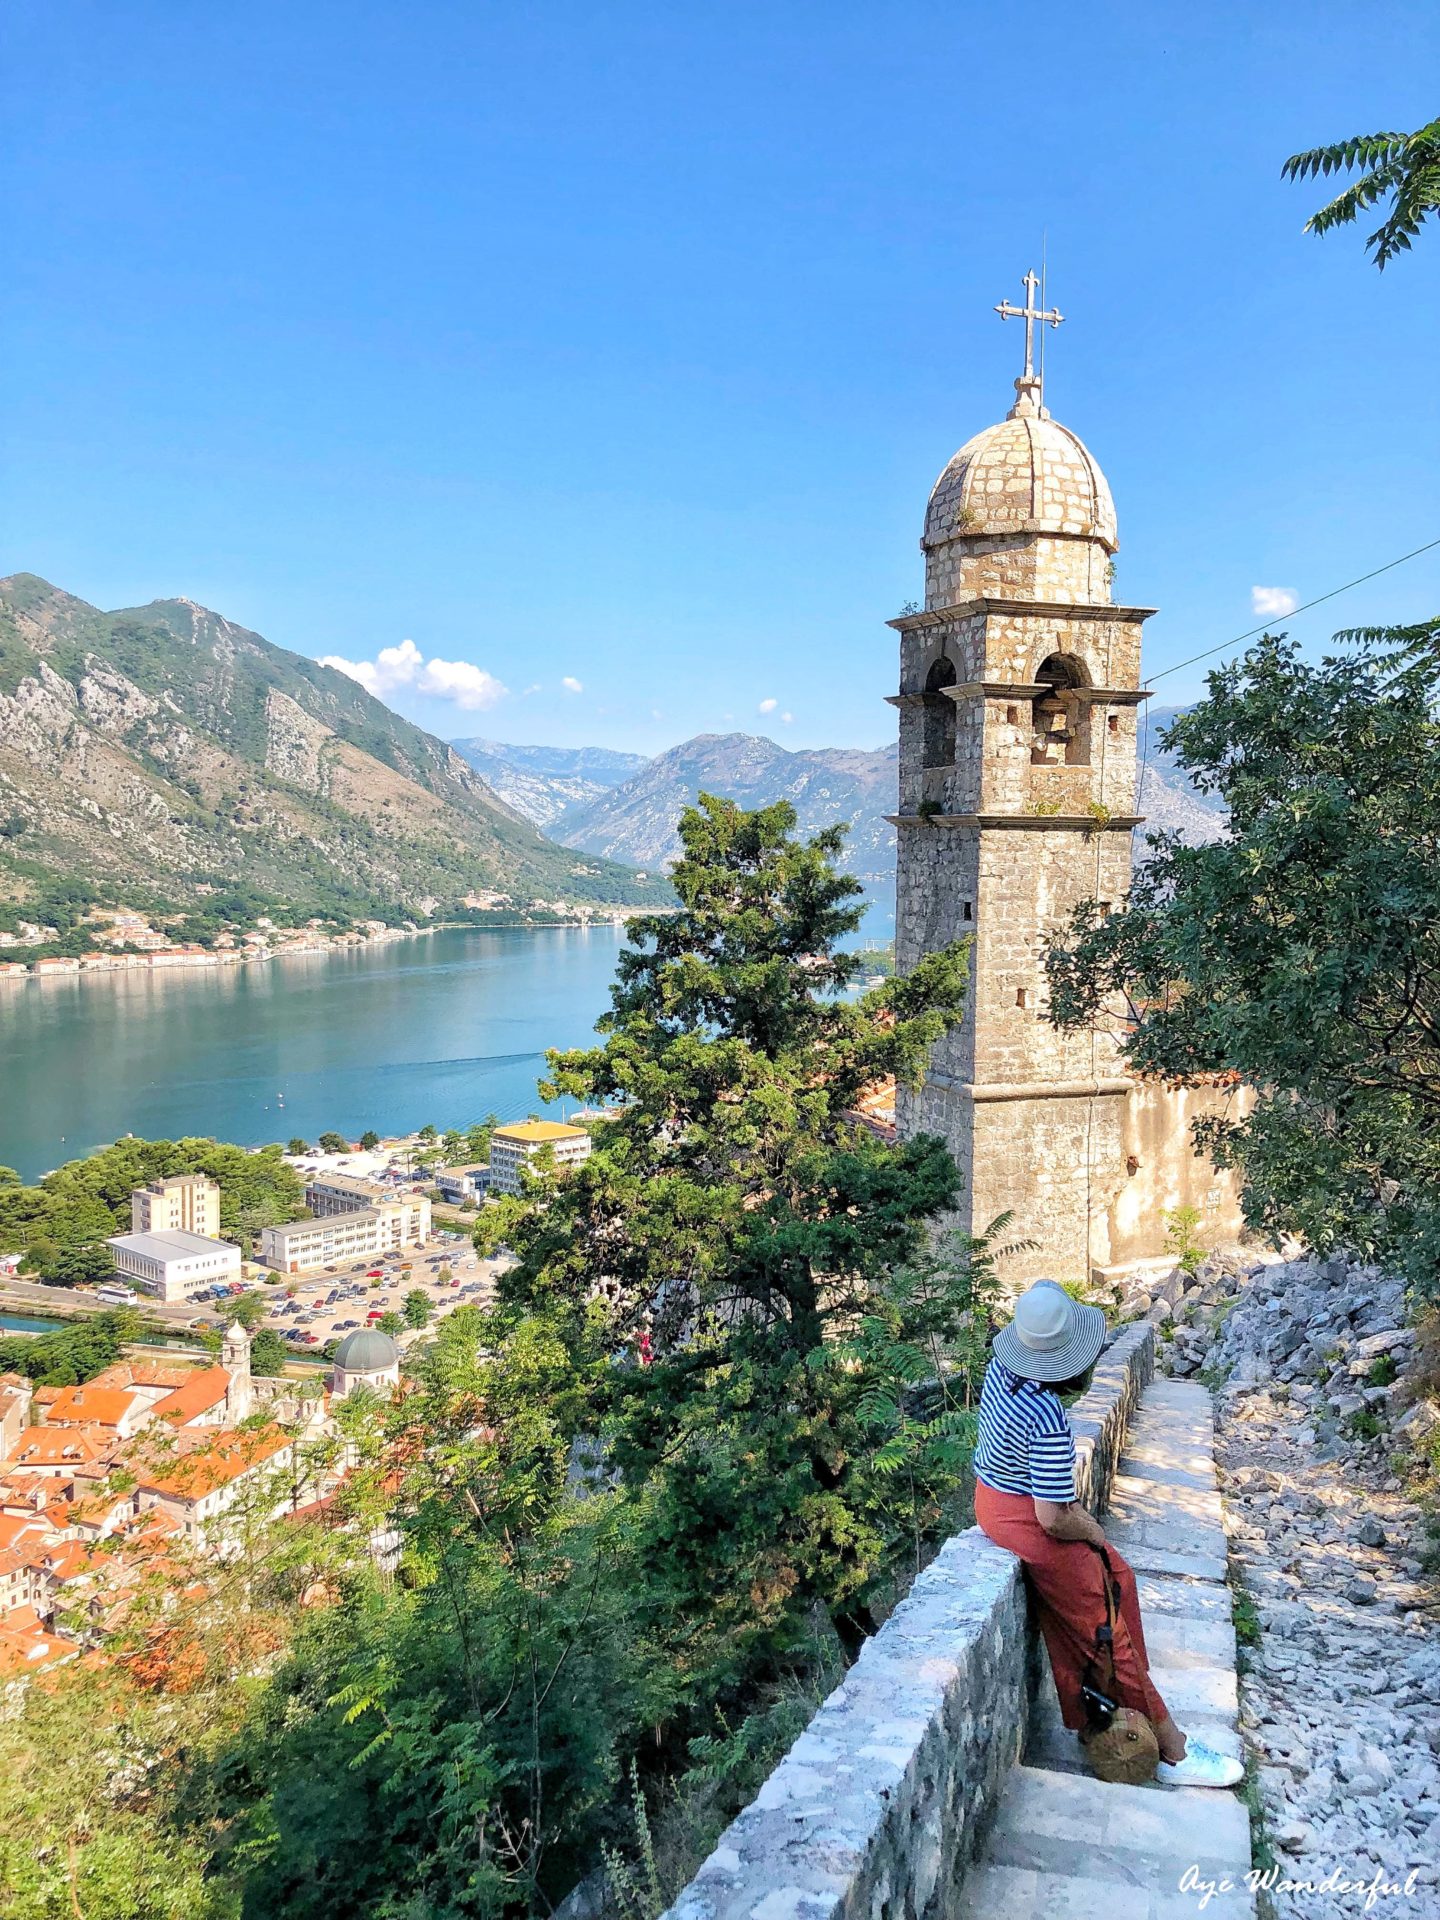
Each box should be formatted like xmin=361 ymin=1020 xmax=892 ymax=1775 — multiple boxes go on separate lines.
xmin=1151 ymin=1253 xmax=1440 ymax=1914
xmin=264 ymin=689 xmax=332 ymax=795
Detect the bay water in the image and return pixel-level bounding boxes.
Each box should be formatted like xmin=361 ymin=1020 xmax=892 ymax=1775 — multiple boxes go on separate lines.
xmin=0 ymin=925 xmax=628 ymax=1181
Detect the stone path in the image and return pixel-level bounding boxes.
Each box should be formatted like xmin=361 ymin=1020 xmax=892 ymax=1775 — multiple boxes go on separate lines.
xmin=954 ymin=1377 xmax=1256 ymax=1919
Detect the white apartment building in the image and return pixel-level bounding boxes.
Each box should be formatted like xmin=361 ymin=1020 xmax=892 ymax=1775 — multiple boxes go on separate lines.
xmin=487 ymin=1122 xmax=592 ymax=1196
xmin=131 ymin=1174 xmax=222 ymax=1239
xmin=304 ymin=1173 xmax=392 ymax=1218
xmin=106 ymin=1229 xmax=243 ymax=1303
xmin=435 ymin=1162 xmax=489 ymax=1204
xmin=260 ymin=1195 xmax=431 ymax=1275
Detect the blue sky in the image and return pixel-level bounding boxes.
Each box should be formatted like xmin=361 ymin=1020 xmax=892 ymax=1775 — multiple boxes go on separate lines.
xmin=3 ymin=1 xmax=1437 ymax=756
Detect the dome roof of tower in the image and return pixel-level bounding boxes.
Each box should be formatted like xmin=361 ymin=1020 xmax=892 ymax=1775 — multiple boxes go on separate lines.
xmin=333 ymin=1328 xmax=400 ymax=1373
xmin=923 ymin=377 xmax=1117 ymax=554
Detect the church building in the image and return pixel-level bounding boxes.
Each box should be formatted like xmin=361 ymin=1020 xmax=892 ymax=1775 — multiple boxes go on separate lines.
xmin=891 ymin=276 xmax=1244 ymax=1284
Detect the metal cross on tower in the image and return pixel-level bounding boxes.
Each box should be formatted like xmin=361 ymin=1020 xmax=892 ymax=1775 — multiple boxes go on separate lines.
xmin=994 ymin=270 xmax=1064 ymax=381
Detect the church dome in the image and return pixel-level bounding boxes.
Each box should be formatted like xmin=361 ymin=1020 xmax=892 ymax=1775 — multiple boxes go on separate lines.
xmin=923 ymin=376 xmax=1117 ymax=555
xmin=333 ymin=1328 xmax=400 ymax=1373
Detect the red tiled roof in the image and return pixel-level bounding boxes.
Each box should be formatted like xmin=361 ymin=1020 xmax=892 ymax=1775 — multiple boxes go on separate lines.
xmin=3 ymin=1426 xmax=120 ymax=1471
xmin=42 ymin=1384 xmax=144 ymax=1429
xmin=0 ymin=1605 xmax=77 ymax=1675
xmin=150 ymin=1367 xmax=232 ymax=1425
xmin=135 ymin=1424 xmax=291 ymax=1502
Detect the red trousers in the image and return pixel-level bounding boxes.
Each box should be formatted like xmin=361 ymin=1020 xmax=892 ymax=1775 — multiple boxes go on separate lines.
xmin=975 ymin=1478 xmax=1170 ymax=1732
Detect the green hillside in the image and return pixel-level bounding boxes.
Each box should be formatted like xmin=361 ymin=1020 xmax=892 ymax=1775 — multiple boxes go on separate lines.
xmin=0 ymin=574 xmax=669 ymax=925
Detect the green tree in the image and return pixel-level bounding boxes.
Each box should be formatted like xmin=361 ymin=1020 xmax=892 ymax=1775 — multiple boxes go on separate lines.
xmin=377 ymin=1311 xmax=402 ymax=1336
xmin=218 ymin=1290 xmax=270 ymax=1332
xmin=1284 ymin=114 xmax=1440 ymax=267
xmin=38 ymin=1240 xmax=116 ymax=1289
xmin=358 ymin=1130 xmax=380 ymax=1150
xmin=249 ymin=1327 xmax=290 ymax=1376
xmin=287 ymin=1137 xmax=311 ymax=1155
xmin=402 ymin=1289 xmax=432 ymax=1329
xmin=317 ymin=1132 xmax=349 ymax=1154
xmin=488 ymin=794 xmax=970 ymax=1665
xmin=1047 ymin=622 xmax=1440 ymax=1296
xmin=0 ymin=1310 xmax=141 ymax=1386
xmin=0 ymin=1136 xmax=302 ymax=1258
xmin=417 ymin=1123 xmax=438 ymax=1144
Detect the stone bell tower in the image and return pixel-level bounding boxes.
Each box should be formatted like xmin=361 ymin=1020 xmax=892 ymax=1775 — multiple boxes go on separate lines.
xmin=891 ymin=275 xmax=1155 ymax=1284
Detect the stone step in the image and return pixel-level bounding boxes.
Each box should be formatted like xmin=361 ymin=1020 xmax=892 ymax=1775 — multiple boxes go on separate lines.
xmin=1109 ymin=1473 xmax=1224 ymax=1529
xmin=1023 ymin=1668 xmax=1241 ymax=1782
xmin=956 ymin=1860 xmax=1256 ymax=1919
xmin=1133 ymin=1570 xmax=1236 ymax=1623
xmin=1103 ymin=1472 xmax=1229 ymax=1580
xmin=1112 ymin=1443 xmax=1218 ymax=1492
xmin=1141 ymin=1602 xmax=1237 ymax=1673
xmin=975 ymin=1763 xmax=1252 ymax=1892
xmin=1103 ymin=1533 xmax=1229 ymax=1583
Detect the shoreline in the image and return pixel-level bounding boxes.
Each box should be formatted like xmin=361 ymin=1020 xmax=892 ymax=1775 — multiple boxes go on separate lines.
xmin=0 ymin=913 xmax=637 ymax=981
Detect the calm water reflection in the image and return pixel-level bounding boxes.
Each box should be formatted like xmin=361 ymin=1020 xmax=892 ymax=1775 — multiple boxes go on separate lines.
xmin=0 ymin=925 xmax=627 ymax=1180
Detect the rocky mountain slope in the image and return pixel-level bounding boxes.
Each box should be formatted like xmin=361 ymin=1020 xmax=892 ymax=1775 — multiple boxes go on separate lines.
xmin=532 ymin=717 xmax=1225 ymax=926
xmin=552 ymin=733 xmax=900 ymax=918
xmin=0 ymin=575 xmax=669 ymax=921
xmin=450 ymin=737 xmax=647 ymax=828
xmin=1135 ymin=704 xmax=1228 ymax=844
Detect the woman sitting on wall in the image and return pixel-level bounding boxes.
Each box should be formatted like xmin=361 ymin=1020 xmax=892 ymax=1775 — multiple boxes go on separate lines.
xmin=973 ymin=1279 xmax=1243 ymax=1789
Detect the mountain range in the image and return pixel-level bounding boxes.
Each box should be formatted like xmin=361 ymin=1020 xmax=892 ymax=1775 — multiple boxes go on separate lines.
xmin=448 ymin=738 xmax=649 ymax=828
xmin=0 ymin=575 xmax=669 ymax=925
xmin=454 ymin=719 xmax=1226 ymax=931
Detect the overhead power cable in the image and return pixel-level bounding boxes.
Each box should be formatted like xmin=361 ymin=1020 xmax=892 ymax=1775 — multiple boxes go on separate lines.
xmin=1150 ymin=535 xmax=1440 ymax=684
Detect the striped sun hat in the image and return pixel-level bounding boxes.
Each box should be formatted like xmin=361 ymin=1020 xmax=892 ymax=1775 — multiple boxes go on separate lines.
xmin=992 ymin=1279 xmax=1107 ymax=1383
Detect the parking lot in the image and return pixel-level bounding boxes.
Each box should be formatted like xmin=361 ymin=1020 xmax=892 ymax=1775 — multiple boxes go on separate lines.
xmin=224 ymin=1234 xmax=505 ymax=1352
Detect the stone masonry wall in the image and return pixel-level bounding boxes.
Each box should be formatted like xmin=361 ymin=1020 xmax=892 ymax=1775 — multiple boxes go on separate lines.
xmin=661 ymin=1322 xmax=1155 ymax=1920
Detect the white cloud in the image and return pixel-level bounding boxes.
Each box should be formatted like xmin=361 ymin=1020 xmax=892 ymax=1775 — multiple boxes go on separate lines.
xmin=781 ymin=711 xmax=795 ymax=725
xmin=418 ymin=658 xmax=507 ymax=711
xmin=321 ymin=637 xmax=506 ymax=712
xmin=561 ymin=676 xmax=584 ymax=694
xmin=321 ymin=637 xmax=425 ymax=698
xmin=757 ymin=697 xmax=778 ymax=715
xmin=1251 ymin=586 xmax=1298 ymax=619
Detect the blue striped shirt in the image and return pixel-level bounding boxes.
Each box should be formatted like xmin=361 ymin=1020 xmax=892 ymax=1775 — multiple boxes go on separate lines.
xmin=973 ymin=1358 xmax=1076 ymax=1501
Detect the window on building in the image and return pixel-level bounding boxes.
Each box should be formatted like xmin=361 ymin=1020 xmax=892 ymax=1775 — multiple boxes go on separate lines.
xmin=922 ymin=657 xmax=958 ymax=769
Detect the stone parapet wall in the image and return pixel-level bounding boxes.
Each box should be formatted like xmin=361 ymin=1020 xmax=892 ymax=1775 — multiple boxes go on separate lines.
xmin=662 ymin=1321 xmax=1155 ymax=1920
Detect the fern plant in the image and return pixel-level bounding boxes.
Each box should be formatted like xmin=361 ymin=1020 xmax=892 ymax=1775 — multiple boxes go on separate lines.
xmin=829 ymin=1213 xmax=1033 ymax=1478
xmin=1283 ymin=118 xmax=1440 ymax=268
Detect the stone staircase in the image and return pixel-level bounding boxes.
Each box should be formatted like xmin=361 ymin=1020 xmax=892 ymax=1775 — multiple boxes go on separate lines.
xmin=954 ymin=1377 xmax=1256 ymax=1919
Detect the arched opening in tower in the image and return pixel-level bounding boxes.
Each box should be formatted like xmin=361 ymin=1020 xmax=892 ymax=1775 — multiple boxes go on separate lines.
xmin=1030 ymin=654 xmax=1090 ymax=767
xmin=922 ymin=656 xmax=958 ymax=769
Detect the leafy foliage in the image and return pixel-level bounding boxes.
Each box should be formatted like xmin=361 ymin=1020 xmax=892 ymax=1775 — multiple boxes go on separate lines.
xmin=1048 ymin=623 xmax=1440 ymax=1297
xmin=1283 ymin=116 xmax=1440 ymax=267
xmin=3 ymin=799 xmax=976 ymax=1920
xmin=0 ymin=1309 xmax=144 ymax=1386
xmin=0 ymin=1137 xmax=303 ymax=1261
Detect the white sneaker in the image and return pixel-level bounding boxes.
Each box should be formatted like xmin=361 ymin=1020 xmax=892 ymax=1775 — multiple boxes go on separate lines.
xmin=1154 ymin=1739 xmax=1244 ymax=1789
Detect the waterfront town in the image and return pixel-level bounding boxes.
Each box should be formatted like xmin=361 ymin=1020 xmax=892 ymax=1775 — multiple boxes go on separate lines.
xmin=0 ymin=900 xmax=640 ymax=978
xmin=0 ymin=1122 xmax=595 ymax=1679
